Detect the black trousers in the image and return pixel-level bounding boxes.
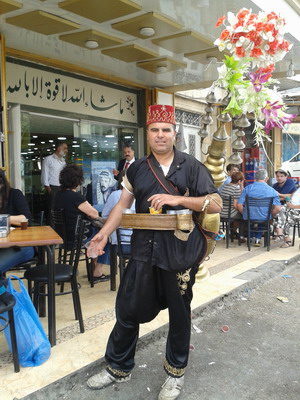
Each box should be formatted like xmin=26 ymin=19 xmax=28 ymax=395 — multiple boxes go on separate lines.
xmin=105 ymin=260 xmax=198 ymax=377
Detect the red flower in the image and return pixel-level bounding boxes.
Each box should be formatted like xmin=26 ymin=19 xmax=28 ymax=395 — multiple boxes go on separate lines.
xmin=267 ymin=40 xmax=279 ymax=55
xmin=246 ymin=31 xmax=259 ymax=42
xmin=220 ymin=29 xmax=230 ymax=40
xmin=267 ymin=12 xmax=279 ymax=22
xmin=231 ymin=32 xmax=245 ymax=43
xmin=258 ymin=64 xmax=275 ymax=79
xmin=247 ymin=14 xmax=257 ymax=24
xmin=250 ymin=48 xmax=263 ymax=57
xmin=216 ymin=16 xmax=226 ymax=27
xmin=279 ymin=40 xmax=290 ymax=51
xmin=255 ymin=22 xmax=265 ymax=32
xmin=237 ymin=9 xmax=250 ymax=20
xmin=234 ymin=20 xmax=244 ymax=29
xmin=235 ymin=47 xmax=246 ymax=57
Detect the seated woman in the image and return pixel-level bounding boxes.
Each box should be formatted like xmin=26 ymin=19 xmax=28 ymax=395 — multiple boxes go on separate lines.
xmin=0 ymin=170 xmax=35 ymax=277
xmin=274 ymin=186 xmax=300 ymax=248
xmin=219 ymin=171 xmax=246 ymax=241
xmin=54 ymin=165 xmax=109 ymax=282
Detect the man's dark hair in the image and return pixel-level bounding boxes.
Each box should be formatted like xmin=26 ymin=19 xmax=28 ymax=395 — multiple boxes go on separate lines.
xmin=59 ymin=165 xmax=84 ymax=189
xmin=54 ymin=141 xmax=67 ymax=151
xmin=226 ymin=164 xmax=240 ymax=173
xmin=122 ymin=143 xmax=134 ymax=151
xmin=0 ymin=169 xmax=11 ymax=213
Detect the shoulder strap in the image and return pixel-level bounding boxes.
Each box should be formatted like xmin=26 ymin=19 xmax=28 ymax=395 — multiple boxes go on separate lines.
xmin=147 ymin=157 xmax=179 ymax=195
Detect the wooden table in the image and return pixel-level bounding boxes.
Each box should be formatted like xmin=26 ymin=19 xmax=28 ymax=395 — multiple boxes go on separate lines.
xmin=0 ymin=226 xmax=63 ymax=346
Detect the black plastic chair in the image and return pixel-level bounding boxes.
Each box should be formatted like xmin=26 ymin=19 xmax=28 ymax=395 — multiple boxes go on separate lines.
xmin=0 ymin=292 xmax=20 ymax=372
xmin=24 ymin=217 xmax=86 ymax=333
xmin=116 ymin=228 xmax=132 ymax=278
xmin=220 ymin=195 xmax=233 ymax=248
xmin=245 ymin=195 xmax=273 ymax=251
xmin=51 ymin=209 xmax=93 ymax=287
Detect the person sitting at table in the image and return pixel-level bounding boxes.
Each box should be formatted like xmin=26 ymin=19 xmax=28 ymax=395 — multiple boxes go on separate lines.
xmin=237 ymin=169 xmax=281 ymax=247
xmin=54 ymin=165 xmax=109 ymax=282
xmin=0 ymin=170 xmax=35 ymax=277
xmin=272 ymin=168 xmax=297 ymax=243
xmin=273 ymin=186 xmax=300 ymax=248
xmin=219 ymin=171 xmax=246 ymax=241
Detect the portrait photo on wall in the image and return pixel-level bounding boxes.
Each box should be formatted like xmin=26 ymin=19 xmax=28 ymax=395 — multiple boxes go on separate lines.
xmin=91 ymin=161 xmax=117 ymax=212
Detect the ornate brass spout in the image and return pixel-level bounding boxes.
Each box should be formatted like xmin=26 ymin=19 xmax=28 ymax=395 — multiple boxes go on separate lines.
xmin=204 ymin=112 xmax=231 ymax=189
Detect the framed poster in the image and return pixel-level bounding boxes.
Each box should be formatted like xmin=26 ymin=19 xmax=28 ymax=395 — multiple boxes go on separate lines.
xmin=91 ymin=161 xmax=117 ymax=212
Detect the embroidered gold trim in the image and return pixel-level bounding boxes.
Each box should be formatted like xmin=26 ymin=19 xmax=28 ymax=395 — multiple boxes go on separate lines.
xmin=163 ymin=359 xmax=185 ymax=377
xmin=107 ymin=366 xmax=130 ymax=378
xmin=176 ymin=268 xmax=191 ymax=295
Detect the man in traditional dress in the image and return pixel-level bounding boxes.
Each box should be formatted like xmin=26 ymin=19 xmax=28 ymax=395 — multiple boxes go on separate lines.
xmin=87 ymin=104 xmax=221 ymax=400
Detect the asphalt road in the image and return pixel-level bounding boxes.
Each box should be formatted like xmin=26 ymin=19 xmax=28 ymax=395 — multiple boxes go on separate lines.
xmin=23 ymin=260 xmax=300 ymax=400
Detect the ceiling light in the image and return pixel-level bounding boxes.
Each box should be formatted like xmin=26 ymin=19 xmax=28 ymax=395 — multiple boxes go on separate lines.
xmin=156 ymin=65 xmax=168 ymax=73
xmin=85 ymin=40 xmax=99 ymax=49
xmin=139 ymin=27 xmax=155 ymax=37
xmin=58 ymin=136 xmax=66 ymax=140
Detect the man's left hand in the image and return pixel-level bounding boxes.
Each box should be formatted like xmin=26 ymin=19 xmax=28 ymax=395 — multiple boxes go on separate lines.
xmin=147 ymin=194 xmax=181 ymax=211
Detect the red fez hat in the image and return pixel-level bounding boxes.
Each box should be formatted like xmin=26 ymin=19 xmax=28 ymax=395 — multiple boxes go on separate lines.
xmin=146 ymin=104 xmax=176 ymax=126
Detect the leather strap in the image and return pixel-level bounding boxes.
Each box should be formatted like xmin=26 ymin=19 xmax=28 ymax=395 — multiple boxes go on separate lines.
xmin=146 ymin=156 xmax=178 ymax=195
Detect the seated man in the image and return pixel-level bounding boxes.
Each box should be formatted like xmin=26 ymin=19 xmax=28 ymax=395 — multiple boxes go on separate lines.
xmin=272 ymin=168 xmax=297 ymax=244
xmin=272 ymin=168 xmax=296 ymax=204
xmin=237 ymin=169 xmax=281 ymax=246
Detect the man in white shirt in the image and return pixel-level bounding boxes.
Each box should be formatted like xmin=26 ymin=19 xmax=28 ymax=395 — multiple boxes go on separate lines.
xmin=41 ymin=141 xmax=68 ymax=222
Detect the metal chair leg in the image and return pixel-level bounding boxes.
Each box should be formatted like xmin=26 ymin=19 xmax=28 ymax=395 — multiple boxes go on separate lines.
xmin=8 ymin=309 xmax=20 ymax=373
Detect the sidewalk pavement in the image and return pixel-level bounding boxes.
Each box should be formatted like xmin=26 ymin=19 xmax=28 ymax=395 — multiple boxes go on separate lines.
xmin=0 ymin=239 xmax=299 ymax=400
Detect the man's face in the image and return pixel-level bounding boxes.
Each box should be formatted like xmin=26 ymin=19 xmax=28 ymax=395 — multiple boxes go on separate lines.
xmin=123 ymin=147 xmax=134 ymax=161
xmin=230 ymin=167 xmax=239 ymax=175
xmin=99 ymin=173 xmax=111 ymax=192
xmin=147 ymin=123 xmax=176 ymax=155
xmin=276 ymin=172 xmax=287 ymax=185
xmin=58 ymin=143 xmax=68 ymax=157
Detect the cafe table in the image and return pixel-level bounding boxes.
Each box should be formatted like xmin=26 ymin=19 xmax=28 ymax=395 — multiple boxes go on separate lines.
xmin=0 ymin=226 xmax=63 ymax=346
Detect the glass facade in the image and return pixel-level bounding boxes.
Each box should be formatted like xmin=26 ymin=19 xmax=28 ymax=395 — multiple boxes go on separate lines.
xmin=20 ymin=111 xmax=138 ymax=222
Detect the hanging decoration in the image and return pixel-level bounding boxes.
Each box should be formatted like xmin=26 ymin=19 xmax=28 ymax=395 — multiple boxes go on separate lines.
xmin=213 ymin=8 xmax=296 ymax=147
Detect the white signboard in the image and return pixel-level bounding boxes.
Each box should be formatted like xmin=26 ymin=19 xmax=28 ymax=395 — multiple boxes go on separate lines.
xmin=6 ymin=62 xmax=137 ymax=123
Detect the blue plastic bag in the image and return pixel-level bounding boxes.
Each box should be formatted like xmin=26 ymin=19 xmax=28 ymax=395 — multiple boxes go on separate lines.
xmin=2 ymin=276 xmax=51 ymax=367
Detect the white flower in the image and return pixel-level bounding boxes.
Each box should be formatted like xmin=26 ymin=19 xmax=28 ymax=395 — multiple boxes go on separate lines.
xmin=227 ymin=11 xmax=238 ymax=26
xmin=218 ymin=42 xmax=227 ymax=52
xmin=226 ymin=43 xmax=233 ymax=50
xmin=217 ymin=64 xmax=228 ymax=79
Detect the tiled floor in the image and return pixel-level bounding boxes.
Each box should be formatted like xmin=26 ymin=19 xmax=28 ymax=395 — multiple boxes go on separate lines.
xmin=1 ymin=238 xmax=299 ymax=400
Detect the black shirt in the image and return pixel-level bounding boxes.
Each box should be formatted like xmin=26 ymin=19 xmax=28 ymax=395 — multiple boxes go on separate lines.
xmin=126 ymin=148 xmax=217 ymax=272
xmin=54 ymin=190 xmax=90 ymax=243
xmin=6 ymin=189 xmax=32 ymax=223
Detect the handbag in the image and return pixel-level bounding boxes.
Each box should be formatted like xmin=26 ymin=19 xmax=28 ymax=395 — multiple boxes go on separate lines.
xmin=147 ymin=157 xmax=222 ymax=258
xmin=2 ymin=276 xmax=51 ymax=367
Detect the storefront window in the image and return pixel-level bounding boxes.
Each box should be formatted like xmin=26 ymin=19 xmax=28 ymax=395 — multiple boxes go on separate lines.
xmin=20 ymin=111 xmax=138 ymax=221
